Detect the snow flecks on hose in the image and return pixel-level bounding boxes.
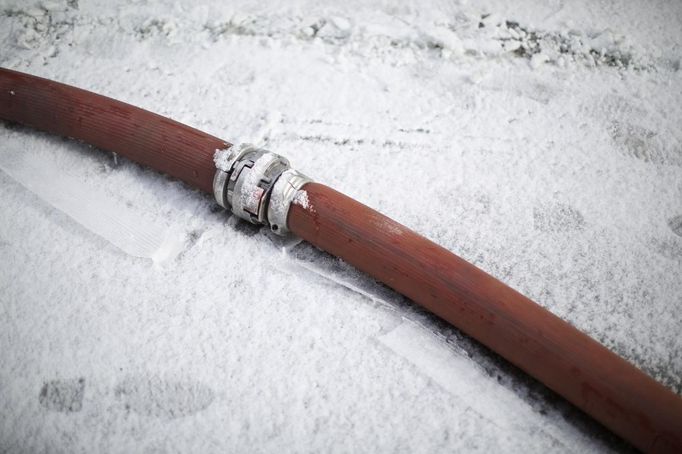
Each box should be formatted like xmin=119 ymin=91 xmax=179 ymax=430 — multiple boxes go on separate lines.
xmin=373 ymin=216 xmax=406 ymax=236
xmin=213 ymin=147 xmax=233 ymax=172
xmin=293 ymin=189 xmax=310 ymax=210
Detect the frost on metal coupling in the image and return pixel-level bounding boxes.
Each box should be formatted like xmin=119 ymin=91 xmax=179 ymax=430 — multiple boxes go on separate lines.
xmin=213 ymin=146 xmax=235 ymax=172
xmin=268 ymin=169 xmax=312 ymax=234
xmin=212 ymin=144 xmax=312 ymax=235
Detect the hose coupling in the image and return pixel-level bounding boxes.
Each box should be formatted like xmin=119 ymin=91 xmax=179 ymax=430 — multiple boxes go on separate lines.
xmin=213 ymin=144 xmax=312 ymax=235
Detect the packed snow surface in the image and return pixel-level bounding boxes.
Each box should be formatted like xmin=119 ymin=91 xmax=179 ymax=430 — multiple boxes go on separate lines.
xmin=1 ymin=0 xmax=681 ymax=452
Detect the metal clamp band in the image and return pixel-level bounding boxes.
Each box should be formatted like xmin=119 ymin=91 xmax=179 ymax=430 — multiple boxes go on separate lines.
xmin=213 ymin=144 xmax=312 ymax=235
xmin=213 ymin=143 xmax=254 ymax=209
xmin=267 ymin=168 xmax=312 ymax=234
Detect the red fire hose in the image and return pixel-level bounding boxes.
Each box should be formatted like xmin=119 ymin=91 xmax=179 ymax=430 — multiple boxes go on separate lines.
xmin=1 ymin=67 xmax=681 ymax=453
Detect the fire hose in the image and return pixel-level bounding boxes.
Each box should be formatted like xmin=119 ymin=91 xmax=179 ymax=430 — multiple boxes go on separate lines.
xmin=1 ymin=67 xmax=680 ymax=453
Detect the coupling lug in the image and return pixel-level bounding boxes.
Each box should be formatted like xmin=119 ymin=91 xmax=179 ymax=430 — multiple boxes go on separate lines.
xmin=213 ymin=144 xmax=311 ymax=235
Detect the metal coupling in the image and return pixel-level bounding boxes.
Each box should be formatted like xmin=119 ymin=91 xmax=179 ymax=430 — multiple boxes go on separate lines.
xmin=213 ymin=144 xmax=312 ymax=235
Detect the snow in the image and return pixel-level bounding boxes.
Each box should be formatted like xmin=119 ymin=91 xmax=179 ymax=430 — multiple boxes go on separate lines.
xmin=1 ymin=0 xmax=681 ymax=452
xmin=212 ymin=147 xmax=233 ymax=172
xmin=377 ymin=322 xmax=600 ymax=452
xmin=292 ymin=189 xmax=310 ymax=210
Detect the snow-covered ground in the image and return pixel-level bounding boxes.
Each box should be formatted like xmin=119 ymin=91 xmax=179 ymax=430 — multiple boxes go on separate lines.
xmin=1 ymin=0 xmax=681 ymax=452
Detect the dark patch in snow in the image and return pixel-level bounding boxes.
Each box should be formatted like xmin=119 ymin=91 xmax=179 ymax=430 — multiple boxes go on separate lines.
xmin=305 ymin=19 xmax=327 ymax=39
xmin=668 ymin=215 xmax=682 ymax=238
xmin=594 ymin=94 xmax=649 ymax=121
xmin=186 ymin=229 xmax=203 ymax=245
xmin=581 ymin=96 xmax=682 ymax=166
xmin=135 ymin=18 xmax=176 ymax=40
xmin=499 ymin=21 xmax=638 ymax=69
xmin=234 ymin=219 xmax=262 ymax=237
xmin=204 ymin=19 xmax=260 ymax=40
xmin=115 ymin=375 xmax=215 ymax=418
xmin=1 ymin=119 xmax=23 ymax=131
xmin=650 ymin=237 xmax=682 ymax=262
xmin=504 ymin=21 xmax=541 ymax=58
xmin=607 ymin=121 xmax=662 ymax=163
xmin=397 ymin=127 xmax=431 ymax=134
xmin=39 ymin=377 xmax=85 ymax=412
xmin=298 ymin=134 xmax=365 ymax=147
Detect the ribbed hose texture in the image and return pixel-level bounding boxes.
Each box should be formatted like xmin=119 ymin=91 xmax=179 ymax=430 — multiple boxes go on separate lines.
xmin=0 ymin=68 xmax=229 ymax=193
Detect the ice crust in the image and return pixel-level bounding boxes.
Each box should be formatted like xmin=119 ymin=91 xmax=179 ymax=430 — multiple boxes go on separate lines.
xmin=0 ymin=145 xmax=186 ymax=262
